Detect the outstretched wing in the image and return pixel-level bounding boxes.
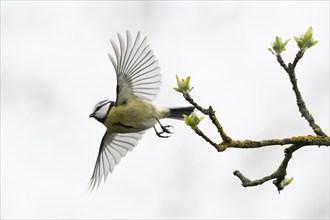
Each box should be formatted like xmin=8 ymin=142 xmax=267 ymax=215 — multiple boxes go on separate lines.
xmin=88 ymin=131 xmax=144 ymax=191
xmin=108 ymin=30 xmax=161 ymax=105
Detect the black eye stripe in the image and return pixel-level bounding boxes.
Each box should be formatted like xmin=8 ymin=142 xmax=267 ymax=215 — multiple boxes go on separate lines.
xmin=94 ymin=106 xmax=101 ymax=112
xmin=94 ymin=100 xmax=110 ymax=112
xmin=94 ymin=100 xmax=115 ymax=114
xmin=94 ymin=105 xmax=103 ymax=112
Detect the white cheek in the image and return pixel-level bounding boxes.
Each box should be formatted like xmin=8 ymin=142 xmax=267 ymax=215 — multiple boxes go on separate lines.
xmin=95 ymin=105 xmax=109 ymax=119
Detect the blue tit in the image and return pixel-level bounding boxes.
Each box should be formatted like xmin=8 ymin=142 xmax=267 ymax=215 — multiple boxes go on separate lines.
xmin=88 ymin=30 xmax=194 ymax=190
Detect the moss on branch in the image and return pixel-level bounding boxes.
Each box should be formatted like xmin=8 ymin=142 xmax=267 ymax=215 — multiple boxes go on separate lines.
xmin=218 ymin=135 xmax=330 ymax=151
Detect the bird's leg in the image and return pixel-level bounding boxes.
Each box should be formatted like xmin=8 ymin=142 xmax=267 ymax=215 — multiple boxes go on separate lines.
xmin=153 ymin=118 xmax=174 ymax=138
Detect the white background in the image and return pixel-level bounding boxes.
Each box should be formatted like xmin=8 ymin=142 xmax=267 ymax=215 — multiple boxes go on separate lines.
xmin=1 ymin=1 xmax=329 ymax=219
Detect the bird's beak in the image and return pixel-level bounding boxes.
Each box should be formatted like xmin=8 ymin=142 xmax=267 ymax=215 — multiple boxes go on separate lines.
xmin=89 ymin=113 xmax=94 ymax=118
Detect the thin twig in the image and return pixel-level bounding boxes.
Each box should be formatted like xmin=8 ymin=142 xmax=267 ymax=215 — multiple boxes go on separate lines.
xmin=276 ymin=55 xmax=289 ymax=72
xmin=234 ymin=144 xmax=304 ymax=192
xmin=233 ymin=170 xmax=276 ymax=187
xmin=193 ymin=127 xmax=219 ymax=150
xmin=207 ymin=106 xmax=232 ymax=143
xmin=183 ymin=93 xmax=209 ymax=115
xmin=278 ymin=52 xmax=327 ymax=137
xmin=291 ymin=50 xmax=304 ymax=69
xmin=183 ymin=93 xmax=232 ymax=143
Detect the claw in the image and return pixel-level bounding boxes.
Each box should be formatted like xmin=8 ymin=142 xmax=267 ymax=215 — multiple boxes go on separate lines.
xmin=153 ymin=119 xmax=174 ymax=138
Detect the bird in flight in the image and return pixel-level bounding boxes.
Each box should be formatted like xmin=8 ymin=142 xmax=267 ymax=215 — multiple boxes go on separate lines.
xmin=88 ymin=31 xmax=194 ymax=190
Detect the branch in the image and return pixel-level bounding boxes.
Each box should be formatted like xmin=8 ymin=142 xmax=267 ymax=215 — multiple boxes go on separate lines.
xmin=277 ymin=52 xmax=327 ymax=137
xmin=175 ymin=27 xmax=328 ymax=192
xmin=234 ymin=144 xmax=303 ymax=192
xmin=180 ymin=82 xmax=328 ymax=191
xmin=183 ymin=93 xmax=232 ymax=143
xmin=219 ymin=135 xmax=330 ymax=150
xmin=193 ymin=127 xmax=218 ymax=149
xmin=182 ymin=91 xmax=329 ymax=151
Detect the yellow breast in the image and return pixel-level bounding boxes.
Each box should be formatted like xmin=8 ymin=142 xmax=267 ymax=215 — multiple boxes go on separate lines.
xmin=104 ymin=98 xmax=159 ymax=133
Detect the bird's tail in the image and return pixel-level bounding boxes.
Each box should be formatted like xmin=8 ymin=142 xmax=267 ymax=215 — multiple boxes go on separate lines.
xmin=167 ymin=106 xmax=195 ymax=120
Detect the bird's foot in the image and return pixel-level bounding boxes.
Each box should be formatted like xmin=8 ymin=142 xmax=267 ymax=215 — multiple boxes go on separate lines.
xmin=153 ymin=124 xmax=174 ymax=138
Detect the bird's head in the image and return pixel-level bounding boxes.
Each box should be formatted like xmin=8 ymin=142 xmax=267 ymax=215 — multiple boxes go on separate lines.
xmin=89 ymin=100 xmax=115 ymax=124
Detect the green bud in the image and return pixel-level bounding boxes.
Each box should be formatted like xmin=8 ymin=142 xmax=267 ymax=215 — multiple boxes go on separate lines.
xmin=183 ymin=75 xmax=190 ymax=88
xmin=294 ymin=26 xmax=318 ymax=51
xmin=173 ymin=75 xmax=193 ymax=94
xmin=294 ymin=36 xmax=304 ymax=48
xmin=281 ymin=177 xmax=294 ymax=188
xmin=303 ymin=27 xmax=313 ymax=41
xmin=269 ymin=36 xmax=290 ymax=55
xmin=183 ymin=112 xmax=204 ymax=129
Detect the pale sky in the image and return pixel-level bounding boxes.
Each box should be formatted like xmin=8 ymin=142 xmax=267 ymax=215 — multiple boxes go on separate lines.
xmin=1 ymin=1 xmax=329 ymax=219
